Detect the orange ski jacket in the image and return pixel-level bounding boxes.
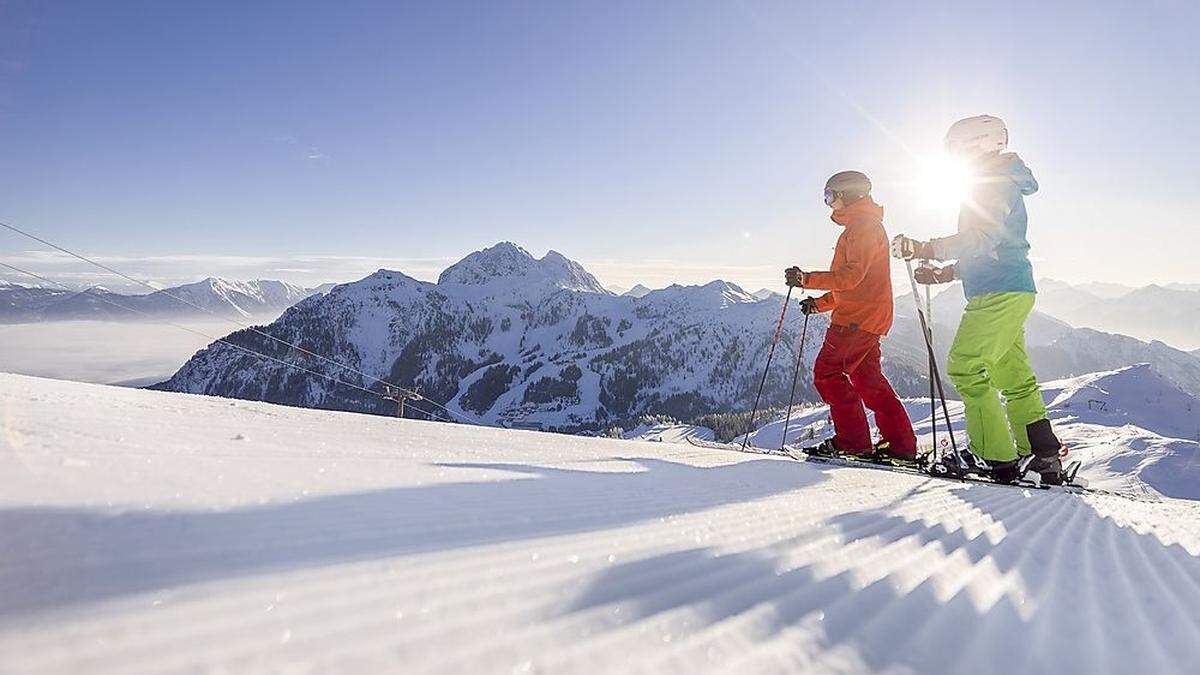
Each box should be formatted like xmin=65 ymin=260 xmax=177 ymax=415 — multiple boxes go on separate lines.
xmin=803 ymin=198 xmax=894 ymax=336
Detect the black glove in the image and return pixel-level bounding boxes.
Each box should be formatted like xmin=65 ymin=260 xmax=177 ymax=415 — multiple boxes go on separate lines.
xmin=891 ymin=234 xmax=934 ymax=261
xmin=784 ymin=266 xmax=805 ymax=288
xmin=799 ymin=297 xmax=819 ymax=314
xmin=914 ymin=263 xmax=956 ymax=285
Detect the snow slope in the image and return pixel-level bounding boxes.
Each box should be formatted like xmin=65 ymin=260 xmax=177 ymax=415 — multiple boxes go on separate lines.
xmin=622 ymin=420 xmax=716 ymax=443
xmin=3 ymin=373 xmax=1200 ymax=674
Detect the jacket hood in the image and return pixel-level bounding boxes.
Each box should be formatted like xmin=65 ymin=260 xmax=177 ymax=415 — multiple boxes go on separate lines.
xmin=987 ymin=152 xmax=1039 ymax=196
xmin=831 ymin=197 xmax=884 ymax=228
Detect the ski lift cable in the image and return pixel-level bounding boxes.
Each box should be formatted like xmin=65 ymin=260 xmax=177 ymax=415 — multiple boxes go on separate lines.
xmin=0 ymin=223 xmax=481 ymax=425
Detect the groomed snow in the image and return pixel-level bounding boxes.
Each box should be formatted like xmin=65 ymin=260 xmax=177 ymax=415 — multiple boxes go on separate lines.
xmin=2 ymin=373 xmax=1200 ymax=673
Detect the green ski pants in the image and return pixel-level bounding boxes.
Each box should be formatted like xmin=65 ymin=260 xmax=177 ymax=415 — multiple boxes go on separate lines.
xmin=946 ymin=292 xmax=1047 ymax=462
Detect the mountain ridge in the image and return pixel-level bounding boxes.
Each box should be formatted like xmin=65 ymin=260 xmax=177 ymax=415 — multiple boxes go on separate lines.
xmin=1033 ymin=277 xmax=1200 ymax=350
xmin=1 ymin=277 xmax=318 ymax=323
xmin=158 ymin=243 xmax=1200 ymax=432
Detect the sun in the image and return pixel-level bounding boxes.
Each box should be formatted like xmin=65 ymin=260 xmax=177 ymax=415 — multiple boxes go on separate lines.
xmin=918 ymin=155 xmax=972 ymax=210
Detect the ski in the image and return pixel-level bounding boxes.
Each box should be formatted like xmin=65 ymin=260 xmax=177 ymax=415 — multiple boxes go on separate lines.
xmin=685 ymin=436 xmax=795 ymax=458
xmin=808 ymin=446 xmax=1154 ymax=500
xmin=684 ymin=437 xmax=1156 ymax=502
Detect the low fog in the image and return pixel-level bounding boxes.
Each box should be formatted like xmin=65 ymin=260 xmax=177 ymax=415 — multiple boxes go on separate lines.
xmin=0 ymin=320 xmax=257 ymax=387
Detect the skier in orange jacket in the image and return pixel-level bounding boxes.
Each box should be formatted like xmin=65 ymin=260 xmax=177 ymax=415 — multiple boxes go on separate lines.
xmin=786 ymin=171 xmax=918 ymax=459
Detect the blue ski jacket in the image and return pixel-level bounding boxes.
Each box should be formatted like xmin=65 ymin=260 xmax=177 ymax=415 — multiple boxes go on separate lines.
xmin=931 ymin=152 xmax=1039 ymax=299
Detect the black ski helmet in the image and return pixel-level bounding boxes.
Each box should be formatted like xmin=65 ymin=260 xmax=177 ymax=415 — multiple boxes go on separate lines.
xmin=824 ymin=170 xmax=872 ymax=206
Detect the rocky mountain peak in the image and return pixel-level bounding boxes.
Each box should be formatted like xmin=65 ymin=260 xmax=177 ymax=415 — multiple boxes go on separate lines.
xmin=437 ymin=242 xmax=608 ymax=293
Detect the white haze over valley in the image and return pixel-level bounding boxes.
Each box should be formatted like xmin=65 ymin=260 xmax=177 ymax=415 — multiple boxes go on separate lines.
xmin=0 ymin=320 xmax=263 ymax=387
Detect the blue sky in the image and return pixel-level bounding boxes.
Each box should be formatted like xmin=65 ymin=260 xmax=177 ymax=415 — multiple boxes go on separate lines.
xmin=1 ymin=0 xmax=1197 ymax=291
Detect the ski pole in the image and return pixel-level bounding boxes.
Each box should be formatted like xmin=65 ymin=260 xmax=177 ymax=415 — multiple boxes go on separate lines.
xmin=924 ymin=276 xmax=937 ymax=454
xmin=780 ymin=310 xmax=811 ymax=450
xmin=905 ymin=260 xmax=961 ymax=466
xmin=743 ymin=286 xmax=794 ymax=451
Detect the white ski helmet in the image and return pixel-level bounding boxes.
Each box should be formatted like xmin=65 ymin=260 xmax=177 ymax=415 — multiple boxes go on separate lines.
xmin=944 ymin=115 xmax=1008 ymax=158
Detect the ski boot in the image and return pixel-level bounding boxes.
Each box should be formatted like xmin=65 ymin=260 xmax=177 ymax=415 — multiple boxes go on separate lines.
xmin=869 ymin=440 xmax=922 ymax=468
xmin=928 ymin=447 xmax=990 ymax=479
xmin=803 ymin=438 xmax=841 ymax=458
xmin=988 ymin=459 xmax=1022 ymax=485
xmin=803 ymin=438 xmax=870 ymax=459
xmin=1020 ymin=419 xmax=1066 ymax=486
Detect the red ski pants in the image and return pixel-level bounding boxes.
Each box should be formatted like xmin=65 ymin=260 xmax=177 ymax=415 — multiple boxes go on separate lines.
xmin=813 ymin=324 xmax=917 ymax=456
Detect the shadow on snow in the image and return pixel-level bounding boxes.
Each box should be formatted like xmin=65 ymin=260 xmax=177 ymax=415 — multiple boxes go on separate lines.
xmin=0 ymin=456 xmax=821 ymax=620
xmin=564 ymin=484 xmax=1200 ymax=673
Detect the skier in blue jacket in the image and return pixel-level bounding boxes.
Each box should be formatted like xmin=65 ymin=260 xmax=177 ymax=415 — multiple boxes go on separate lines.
xmin=893 ymin=115 xmax=1064 ymax=484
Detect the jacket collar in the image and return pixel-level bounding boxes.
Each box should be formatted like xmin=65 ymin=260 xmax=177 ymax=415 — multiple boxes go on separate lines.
xmin=831 ymin=197 xmax=884 ymax=228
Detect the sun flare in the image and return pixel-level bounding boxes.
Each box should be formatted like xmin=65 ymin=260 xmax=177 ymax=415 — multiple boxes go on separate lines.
xmin=919 ymin=155 xmax=972 ymax=210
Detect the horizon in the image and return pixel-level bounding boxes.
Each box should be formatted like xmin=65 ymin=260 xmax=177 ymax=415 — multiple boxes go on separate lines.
xmin=2 ymin=238 xmax=1195 ymax=297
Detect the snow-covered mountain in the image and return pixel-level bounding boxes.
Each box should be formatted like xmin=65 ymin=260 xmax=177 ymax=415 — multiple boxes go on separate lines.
xmin=4 ymin=372 xmax=1200 ymax=673
xmin=0 ymin=277 xmax=317 ymax=322
xmin=159 ymin=245 xmax=1200 ymax=431
xmin=1034 ymin=278 xmax=1108 ymax=315
xmin=906 ymin=282 xmax=1200 ymax=397
xmin=1075 ymin=280 xmax=1136 ymax=299
xmin=131 ymin=278 xmax=313 ymax=319
xmin=1029 ymin=327 xmax=1200 ymax=397
xmin=1080 ymin=284 xmax=1200 ymax=350
xmin=0 ymin=281 xmax=64 ymax=321
xmin=1167 ymin=282 xmax=1200 ymax=292
xmin=1044 ymin=364 xmax=1198 ymax=438
xmin=438 ymin=242 xmax=609 ymax=295
xmin=159 ymin=245 xmax=844 ymax=430
xmin=1033 ymin=279 xmax=1200 ymax=350
xmin=1030 ymin=365 xmax=1200 ymax=499
xmin=623 ymin=283 xmax=654 ymax=298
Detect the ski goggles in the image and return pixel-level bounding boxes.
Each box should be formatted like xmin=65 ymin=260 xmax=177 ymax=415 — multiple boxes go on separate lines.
xmin=823 ymin=187 xmax=839 ymax=207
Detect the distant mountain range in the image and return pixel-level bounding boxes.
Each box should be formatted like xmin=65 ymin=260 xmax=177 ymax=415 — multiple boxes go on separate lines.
xmin=0 ymin=277 xmax=318 ymax=323
xmin=907 ymin=285 xmax=1200 ymax=399
xmin=623 ymin=284 xmax=654 ymax=298
xmin=1033 ymin=279 xmax=1200 ymax=351
xmin=155 ymin=242 xmax=1200 ymax=432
